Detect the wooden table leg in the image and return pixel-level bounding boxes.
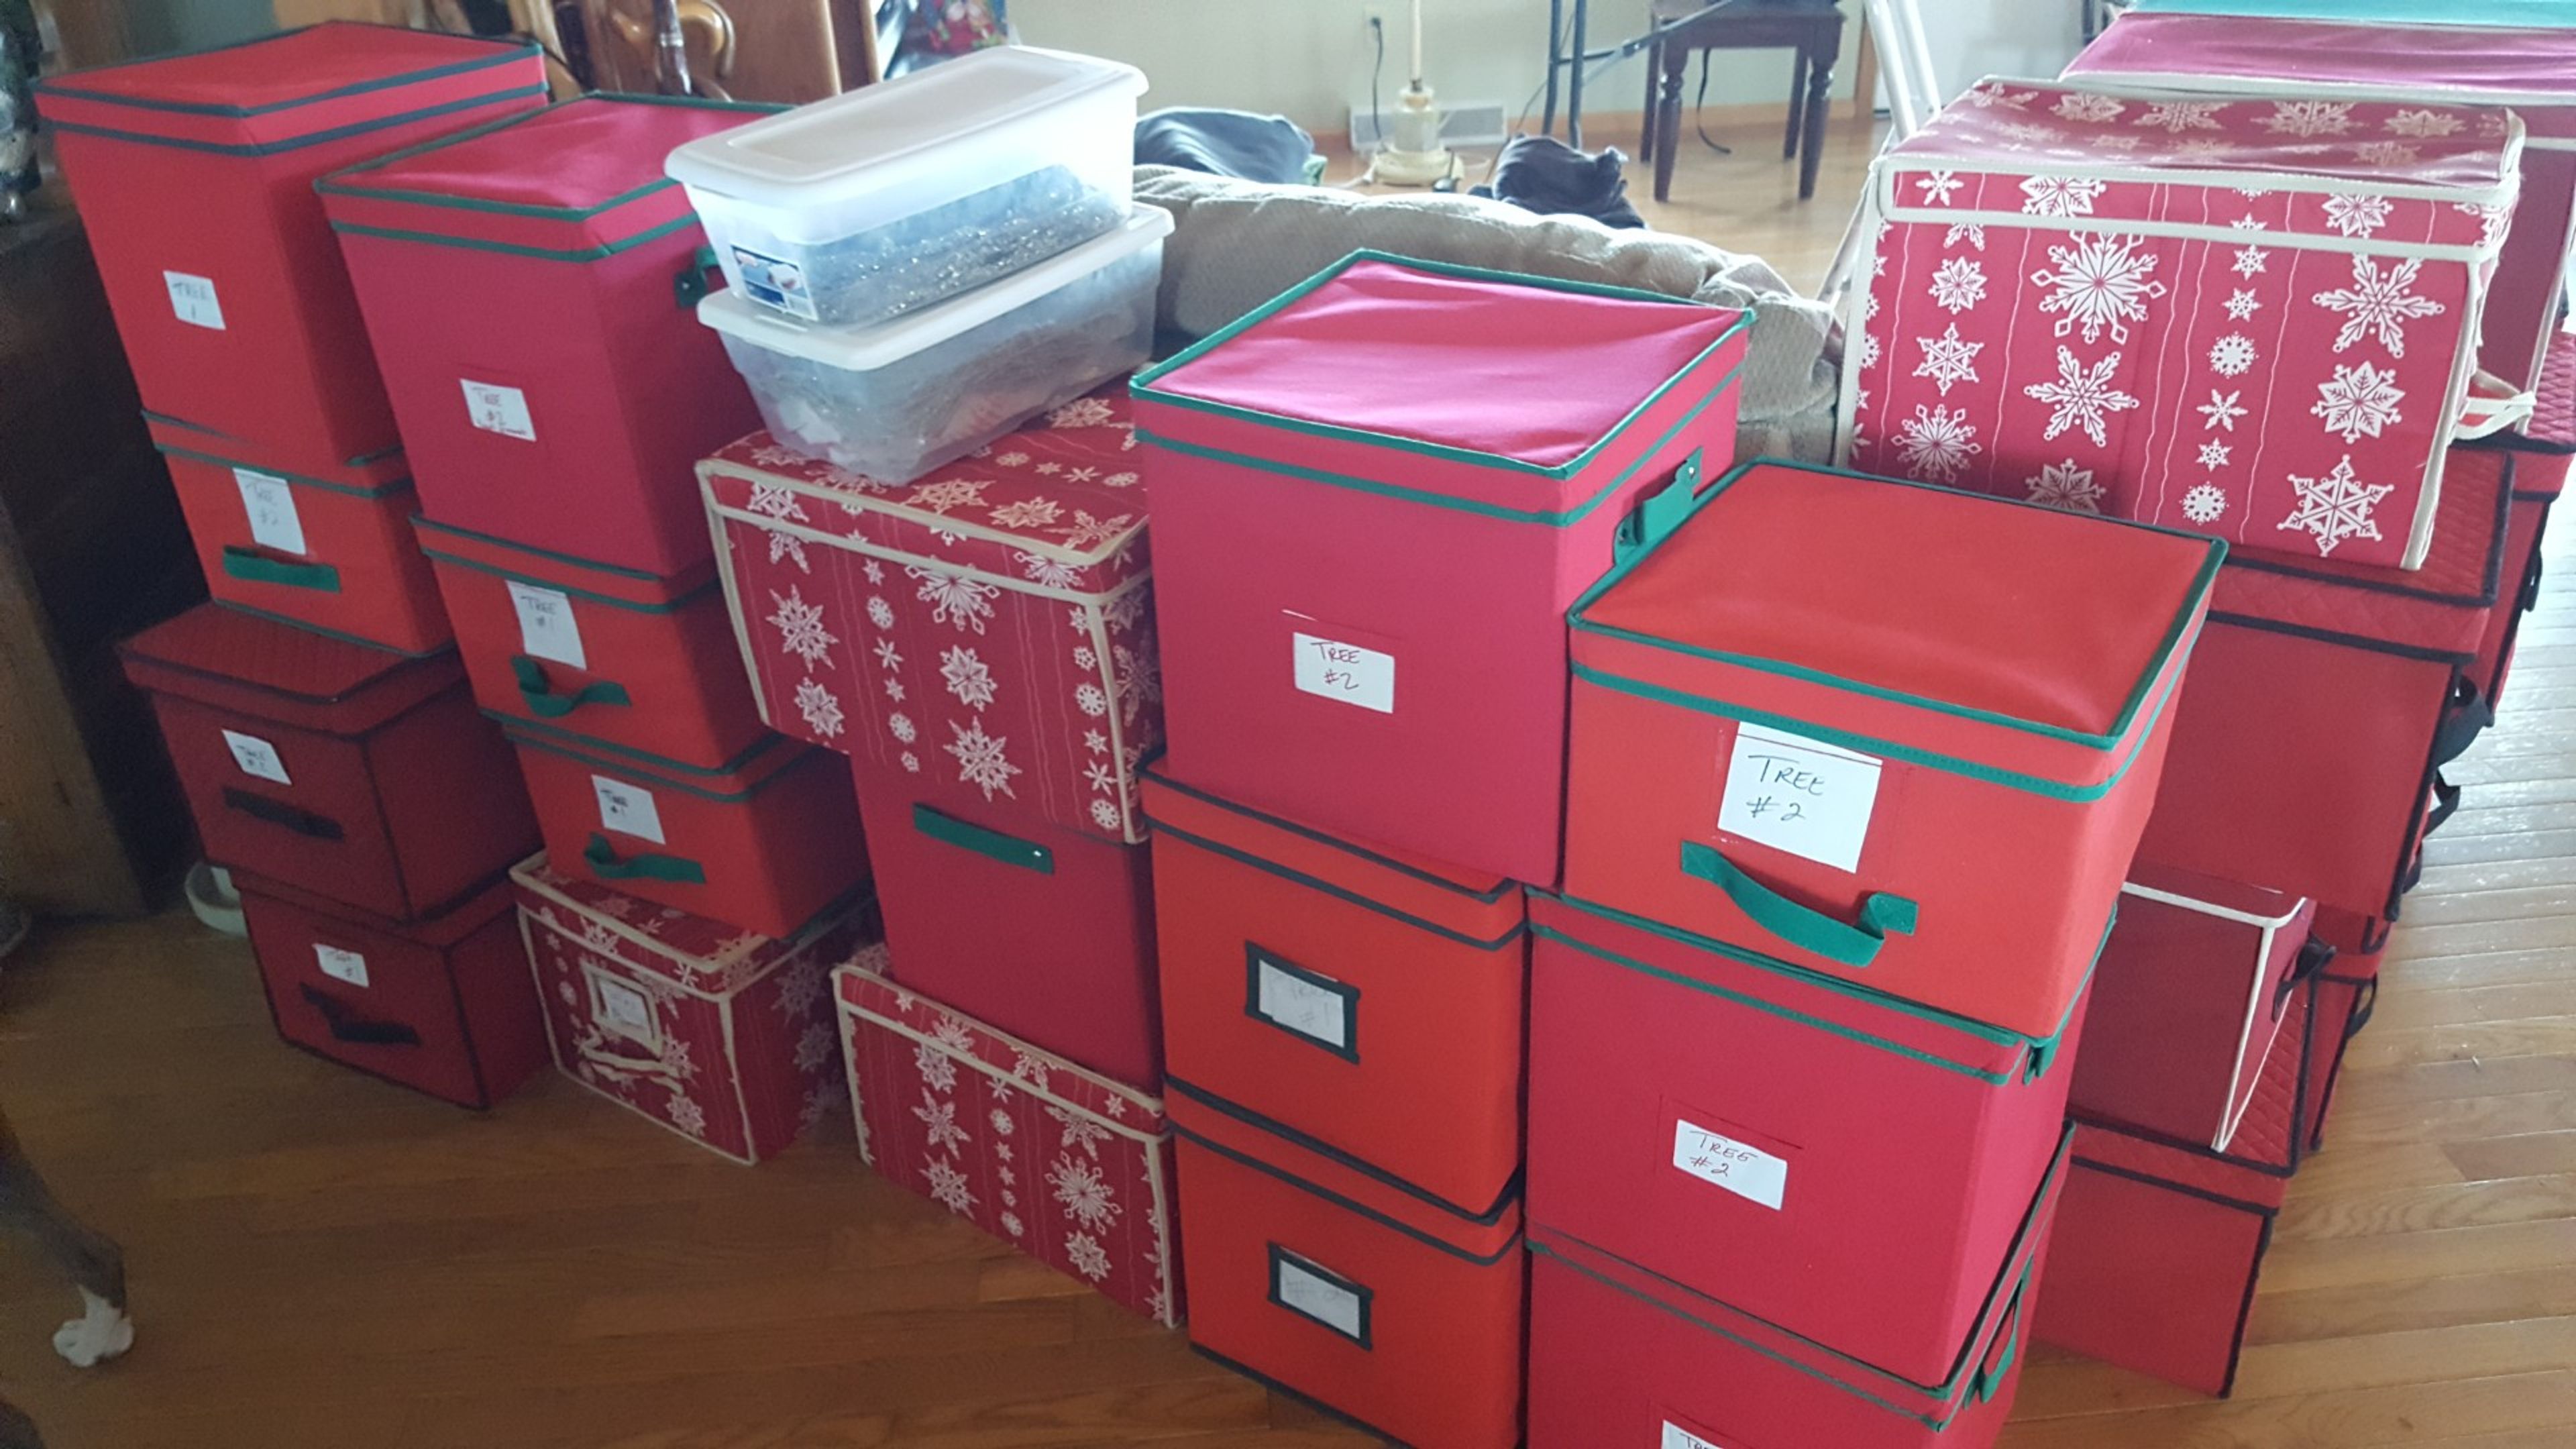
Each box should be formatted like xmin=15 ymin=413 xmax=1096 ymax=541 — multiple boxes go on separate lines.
xmin=1655 ymin=48 xmax=1685 ymax=203
xmin=1784 ymin=49 xmax=1809 ymax=159
xmin=1801 ymin=36 xmax=1837 ymax=200
xmin=1640 ymin=40 xmax=1660 ymax=164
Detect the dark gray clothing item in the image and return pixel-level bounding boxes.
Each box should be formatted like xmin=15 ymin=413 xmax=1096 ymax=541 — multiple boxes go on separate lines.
xmin=1475 ymin=135 xmax=1644 ymax=229
xmin=1135 ymin=107 xmax=1318 ymax=185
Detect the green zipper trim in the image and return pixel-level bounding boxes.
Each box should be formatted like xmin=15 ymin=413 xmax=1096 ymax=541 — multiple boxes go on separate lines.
xmin=156 ymin=442 xmax=414 ymax=500
xmin=409 ymin=515 xmax=665 ymax=582
xmin=1152 ymin=819 xmax=1527 ymax=953
xmin=1135 ymin=362 xmax=1741 ymax=528
xmin=1132 ymin=248 xmax=1751 ymax=482
xmin=205 ymin=599 xmax=447 ymax=659
xmin=47 ymin=83 xmax=549 ymax=157
xmin=498 ymin=712 xmax=784 ymax=790
xmin=1144 ymin=772 xmax=1512 ymax=904
xmin=36 ymin=27 xmax=536 ymax=117
xmin=329 ymin=208 xmax=701 ymax=264
xmin=419 ymin=545 xmax=710 ymax=613
xmin=315 ymin=93 xmax=784 ymax=219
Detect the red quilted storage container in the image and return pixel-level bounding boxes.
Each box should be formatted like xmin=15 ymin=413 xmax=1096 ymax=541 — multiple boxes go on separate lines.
xmin=237 ymin=867 xmax=543 ymax=1110
xmin=855 ymin=762 xmax=1159 ymax=1089
xmin=700 ymin=390 xmax=1159 ymax=845
xmin=2071 ymin=864 xmax=2325 ymax=1152
xmin=37 ymin=24 xmax=546 ymax=474
xmin=1565 ymin=460 xmax=2219 ymax=1037
xmin=152 ymin=414 xmax=447 ymax=654
xmin=2037 ymin=981 xmax=2319 ymax=1396
xmin=1170 ymin=1083 xmax=1523 ymax=1449
xmin=119 ymin=602 xmax=537 ymax=921
xmin=1527 ymin=892 xmax=2090 ymax=1385
xmin=2137 ymin=450 xmax=2510 ymax=920
xmin=516 ymin=854 xmax=873 ymax=1163
xmin=507 ymin=725 xmax=865 ymax=941
xmin=319 ymin=95 xmax=770 ymax=576
xmin=1132 ymin=253 xmax=1748 ymax=883
xmin=2461 ymin=330 xmax=2575 ymax=711
xmin=1144 ymin=768 xmax=1526 ymax=1215
xmin=417 ymin=517 xmax=767 ymax=770
xmin=1529 ymin=1132 xmax=2065 ymax=1449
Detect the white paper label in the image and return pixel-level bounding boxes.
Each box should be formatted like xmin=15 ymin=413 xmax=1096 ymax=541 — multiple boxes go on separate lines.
xmin=1273 ymin=1252 xmax=1366 ymax=1342
xmin=1717 ymin=724 xmax=1883 ymax=873
xmin=1291 ymin=632 xmax=1395 ymax=714
xmin=592 ymin=775 xmax=667 ymax=845
xmin=731 ymin=245 xmax=818 ymax=321
xmin=164 ymin=270 xmax=225 ymax=329
xmin=1253 ymin=957 xmax=1350 ymax=1051
xmin=1662 ymin=1425 xmax=1727 ymax=1449
xmin=221 ymin=729 xmax=291 ymax=785
xmin=592 ymin=970 xmax=658 ymax=1048
xmin=314 ymin=945 xmax=369 ymax=989
xmin=231 ymin=468 xmax=307 ymax=555
xmin=507 ymin=581 xmax=587 ymax=669
xmin=1673 ymin=1119 xmax=1790 ymax=1212
xmin=460 ymin=379 xmax=537 ymax=441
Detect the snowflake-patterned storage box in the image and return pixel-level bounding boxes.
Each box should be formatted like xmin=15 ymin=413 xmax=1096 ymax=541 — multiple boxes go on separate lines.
xmin=835 ymin=953 xmax=1180 ymax=1326
xmin=700 ymin=388 xmax=1157 ymax=845
xmin=514 ymin=852 xmax=875 ymax=1164
xmin=1838 ymin=76 xmax=2522 ymax=570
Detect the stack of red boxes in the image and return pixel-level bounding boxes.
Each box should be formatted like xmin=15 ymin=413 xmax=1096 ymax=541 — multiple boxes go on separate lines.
xmin=1131 ymin=252 xmax=1750 ymax=1446
xmin=54 ymin=25 xmax=555 ymax=1107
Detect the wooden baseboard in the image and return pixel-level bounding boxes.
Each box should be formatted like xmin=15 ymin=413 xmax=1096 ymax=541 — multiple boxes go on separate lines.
xmin=1312 ymin=100 xmax=1873 ymax=158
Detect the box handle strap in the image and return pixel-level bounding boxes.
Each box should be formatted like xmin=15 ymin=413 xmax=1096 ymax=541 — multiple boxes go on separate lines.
xmin=2455 ymin=370 xmax=2538 ymax=442
xmin=298 ymin=983 xmax=421 ymax=1047
xmin=511 ymin=655 xmax=633 ymax=720
xmin=222 ymin=545 xmax=341 ymax=594
xmin=1679 ymin=841 xmax=1915 ymax=967
xmin=2432 ymin=678 xmax=2492 ymax=769
xmin=2276 ymin=932 xmax=2337 ymax=1019
xmin=1613 ymin=449 xmax=1705 ymax=566
xmin=912 ymin=804 xmax=1055 ymax=875
xmin=2424 ymin=773 xmax=2464 ymax=841
xmin=1971 ymin=1273 xmax=2029 ymax=1405
xmin=222 ymin=787 xmax=346 ymax=841
xmin=584 ymin=833 xmax=708 ymax=885
xmin=674 ymin=244 xmax=722 ymax=308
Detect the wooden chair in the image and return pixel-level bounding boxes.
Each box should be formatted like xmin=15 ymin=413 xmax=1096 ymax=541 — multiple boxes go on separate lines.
xmin=1639 ymin=0 xmax=1846 ymax=203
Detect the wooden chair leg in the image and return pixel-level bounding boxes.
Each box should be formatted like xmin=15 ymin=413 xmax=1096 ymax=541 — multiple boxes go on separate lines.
xmin=1640 ymin=40 xmax=1660 ymax=164
xmin=1654 ymin=52 xmax=1686 ymax=203
xmin=1784 ymin=50 xmax=1809 ymax=159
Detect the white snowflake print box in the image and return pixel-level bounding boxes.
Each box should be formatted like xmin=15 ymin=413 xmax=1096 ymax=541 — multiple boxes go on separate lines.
xmin=513 ymin=853 xmax=877 ymax=1165
xmin=835 ymin=953 xmax=1181 ymax=1326
xmin=1839 ymin=77 xmax=2524 ymax=570
xmin=700 ymin=387 xmax=1157 ymax=844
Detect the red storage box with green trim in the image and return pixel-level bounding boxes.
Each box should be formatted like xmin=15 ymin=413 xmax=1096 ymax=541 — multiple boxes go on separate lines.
xmin=319 ymin=95 xmax=771 ymax=576
xmin=1527 ymin=1130 xmax=2068 ymax=1449
xmin=152 ymin=413 xmax=448 ymax=654
xmin=36 ymin=24 xmax=546 ymax=475
xmin=119 ymin=602 xmax=537 ymax=922
xmin=417 ymin=517 xmax=767 ymax=771
xmin=1564 ymin=460 xmax=2220 ymax=1038
xmin=506 ymin=724 xmax=865 ymax=941
xmin=1132 ymin=252 xmax=1748 ymax=884
xmin=2461 ymin=329 xmax=2575 ymax=712
xmin=1527 ymin=892 xmax=2091 ymax=1386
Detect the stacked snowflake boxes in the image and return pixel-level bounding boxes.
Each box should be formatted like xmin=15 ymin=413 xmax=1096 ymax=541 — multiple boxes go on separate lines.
xmin=1839 ymin=76 xmax=2521 ymax=570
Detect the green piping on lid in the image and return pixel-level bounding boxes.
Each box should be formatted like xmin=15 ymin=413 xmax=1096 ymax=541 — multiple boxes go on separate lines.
xmin=1144 ymin=771 xmax=1513 ymax=904
xmin=157 ymin=442 xmax=414 ymax=500
xmin=203 ymin=599 xmax=448 ymax=659
xmin=418 ymin=545 xmax=710 ymax=612
xmin=329 ymin=208 xmax=702 ymax=263
xmin=498 ymin=711 xmax=784 ymax=788
xmin=410 ymin=515 xmax=667 ymax=583
xmin=315 ymin=93 xmax=786 ymax=219
xmin=1150 ymin=818 xmax=1527 ymax=953
xmin=46 ymin=83 xmax=550 ymax=157
xmin=36 ymin=27 xmax=536 ymax=117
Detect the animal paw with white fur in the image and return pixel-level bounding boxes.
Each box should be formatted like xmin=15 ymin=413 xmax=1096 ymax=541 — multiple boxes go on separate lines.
xmin=52 ymin=1287 xmax=131 ymax=1368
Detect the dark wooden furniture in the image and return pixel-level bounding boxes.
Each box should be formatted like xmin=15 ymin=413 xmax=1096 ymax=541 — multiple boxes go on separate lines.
xmin=1640 ymin=0 xmax=1845 ymax=203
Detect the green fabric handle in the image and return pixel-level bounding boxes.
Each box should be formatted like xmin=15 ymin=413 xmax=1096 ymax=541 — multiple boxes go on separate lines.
xmin=584 ymin=833 xmax=706 ymax=884
xmin=912 ymin=804 xmax=1054 ymax=875
xmin=1678 ymin=841 xmax=1917 ymax=967
xmin=510 ymin=655 xmax=633 ymax=720
xmin=223 ymin=545 xmax=341 ymax=593
xmin=675 ymin=244 xmax=720 ymax=308
xmin=1613 ymin=448 xmax=1704 ymax=565
xmin=1972 ymin=1278 xmax=2028 ymax=1404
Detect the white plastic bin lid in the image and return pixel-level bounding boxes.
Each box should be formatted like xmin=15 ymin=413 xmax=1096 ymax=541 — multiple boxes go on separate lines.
xmin=696 ymin=204 xmax=1173 ymax=370
xmin=663 ymin=46 xmax=1148 ymax=207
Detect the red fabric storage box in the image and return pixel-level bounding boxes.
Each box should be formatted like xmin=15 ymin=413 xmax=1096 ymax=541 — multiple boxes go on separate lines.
xmin=2135 ymin=450 xmax=2510 ymax=920
xmin=2068 ymin=11 xmax=2576 ymax=401
xmin=152 ymin=415 xmax=447 ymax=654
xmin=36 ymin=24 xmax=546 ymax=475
xmin=1527 ymin=892 xmax=2090 ymax=1385
xmin=1839 ymin=76 xmax=2518 ymax=570
xmin=417 ymin=517 xmax=767 ymax=770
xmin=837 ymin=956 xmax=1181 ymax=1325
xmin=1143 ymin=768 xmax=1526 ymax=1215
xmin=1169 ymin=1082 xmax=1523 ymax=1449
xmin=2071 ymin=864 xmax=2325 ymax=1152
xmin=2302 ymin=906 xmax=2389 ymax=1154
xmin=119 ymin=602 xmax=537 ymax=921
xmin=2460 ymin=329 xmax=2575 ymax=711
xmin=516 ymin=853 xmax=871 ymax=1163
xmin=1132 ymin=253 xmax=1748 ymax=883
xmin=1564 ymin=460 xmax=2219 ymax=1038
xmin=854 ymin=762 xmax=1159 ymax=1089
xmin=319 ymin=96 xmax=771 ymax=576
xmin=237 ymin=866 xmax=543 ymax=1110
xmin=700 ymin=390 xmax=1159 ymax=844
xmin=1527 ymin=1131 xmax=2067 ymax=1449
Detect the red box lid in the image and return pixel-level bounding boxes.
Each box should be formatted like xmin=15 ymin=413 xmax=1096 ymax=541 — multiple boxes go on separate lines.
xmin=836 ymin=954 xmax=1167 ymax=1134
xmin=412 ymin=515 xmax=716 ymax=608
xmin=501 ymin=718 xmax=811 ymax=798
xmin=118 ymin=602 xmax=464 ymax=736
xmin=230 ymin=863 xmax=515 ymax=947
xmin=146 ymin=413 xmax=411 ymax=498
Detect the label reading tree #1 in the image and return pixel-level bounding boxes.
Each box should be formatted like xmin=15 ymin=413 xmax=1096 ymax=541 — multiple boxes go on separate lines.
xmin=164 ymin=270 xmax=224 ymax=329
xmin=507 ymin=581 xmax=586 ymax=669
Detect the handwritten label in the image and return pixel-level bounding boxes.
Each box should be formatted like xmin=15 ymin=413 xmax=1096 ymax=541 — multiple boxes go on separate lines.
xmin=1663 ymin=1425 xmax=1729 ymax=1449
xmin=1291 ymin=631 xmax=1395 ymax=714
xmin=592 ymin=775 xmax=667 ymax=845
xmin=164 ymin=270 xmax=225 ymax=329
xmin=1717 ymin=724 xmax=1882 ymax=873
xmin=314 ymin=945 xmax=369 ymax=989
xmin=460 ymin=379 xmax=537 ymax=441
xmin=1252 ymin=955 xmax=1352 ymax=1052
xmin=507 ymin=581 xmax=587 ymax=669
xmin=1672 ymin=1118 xmax=1789 ymax=1212
xmin=591 ymin=969 xmax=658 ymax=1048
xmin=221 ymin=729 xmax=291 ymax=785
xmin=232 ymin=468 xmax=307 ymax=555
xmin=1273 ymin=1251 xmax=1367 ymax=1342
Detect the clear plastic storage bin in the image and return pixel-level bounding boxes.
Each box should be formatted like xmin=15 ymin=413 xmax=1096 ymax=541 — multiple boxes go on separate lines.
xmin=665 ymin=46 xmax=1146 ymax=328
xmin=699 ymin=205 xmax=1169 ymax=483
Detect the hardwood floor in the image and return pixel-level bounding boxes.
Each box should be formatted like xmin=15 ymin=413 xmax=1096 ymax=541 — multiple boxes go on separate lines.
xmin=1 ymin=115 xmax=2571 ymax=1446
